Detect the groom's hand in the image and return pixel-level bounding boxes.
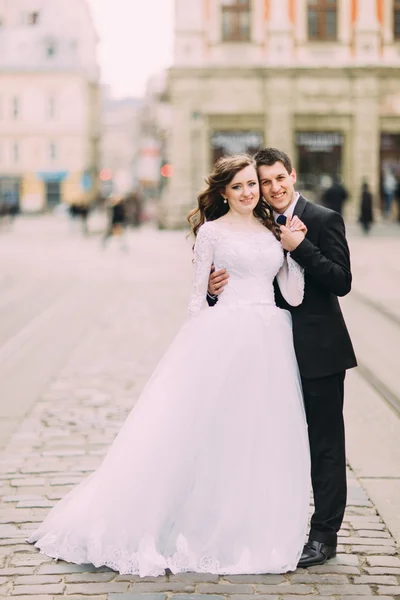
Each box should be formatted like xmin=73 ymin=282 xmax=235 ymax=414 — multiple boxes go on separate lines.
xmin=208 ymin=266 xmax=229 ymax=296
xmin=280 ymin=217 xmax=306 ymax=252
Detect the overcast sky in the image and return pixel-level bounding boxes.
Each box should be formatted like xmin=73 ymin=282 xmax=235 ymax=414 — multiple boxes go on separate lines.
xmin=87 ymin=0 xmax=174 ymax=98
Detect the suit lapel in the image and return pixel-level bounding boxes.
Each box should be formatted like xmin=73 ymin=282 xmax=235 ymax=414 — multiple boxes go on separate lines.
xmin=293 ymin=194 xmax=307 ymax=220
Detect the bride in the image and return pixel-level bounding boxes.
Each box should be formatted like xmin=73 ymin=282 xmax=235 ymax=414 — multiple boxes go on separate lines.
xmin=28 ymin=154 xmax=311 ymax=577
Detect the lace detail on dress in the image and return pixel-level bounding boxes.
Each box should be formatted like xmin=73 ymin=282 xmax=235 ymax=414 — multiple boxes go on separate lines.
xmin=188 ymin=223 xmax=218 ymax=317
xmin=29 ymin=530 xmax=298 ymax=576
xmin=275 ymin=252 xmax=305 ymax=307
xmin=287 ymin=252 xmax=305 ymax=302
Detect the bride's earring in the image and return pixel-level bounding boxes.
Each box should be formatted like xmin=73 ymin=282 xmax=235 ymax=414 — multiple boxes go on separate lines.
xmin=222 ymin=197 xmax=228 ymax=204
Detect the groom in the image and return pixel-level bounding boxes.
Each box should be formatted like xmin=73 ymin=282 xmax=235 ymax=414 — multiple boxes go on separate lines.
xmin=207 ymin=147 xmax=357 ymax=567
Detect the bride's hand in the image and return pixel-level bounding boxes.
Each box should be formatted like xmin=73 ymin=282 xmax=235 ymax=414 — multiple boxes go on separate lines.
xmin=280 ymin=216 xmax=306 ymax=252
xmin=288 ymin=216 xmax=307 ymax=235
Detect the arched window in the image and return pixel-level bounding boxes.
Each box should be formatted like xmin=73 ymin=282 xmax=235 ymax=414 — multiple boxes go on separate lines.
xmin=307 ymin=0 xmax=337 ymax=41
xmin=394 ymin=0 xmax=400 ymax=39
xmin=221 ymin=0 xmax=251 ymax=42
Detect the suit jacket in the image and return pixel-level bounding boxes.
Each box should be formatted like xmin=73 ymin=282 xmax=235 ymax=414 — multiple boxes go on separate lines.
xmin=273 ymin=195 xmax=357 ymax=379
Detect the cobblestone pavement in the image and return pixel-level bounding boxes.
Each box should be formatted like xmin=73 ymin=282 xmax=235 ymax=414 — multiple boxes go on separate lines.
xmin=0 ymin=216 xmax=399 ymax=599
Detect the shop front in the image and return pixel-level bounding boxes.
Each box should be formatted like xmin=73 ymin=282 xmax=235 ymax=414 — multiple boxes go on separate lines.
xmin=296 ymin=132 xmax=344 ymax=203
xmin=211 ymin=131 xmax=264 ymax=164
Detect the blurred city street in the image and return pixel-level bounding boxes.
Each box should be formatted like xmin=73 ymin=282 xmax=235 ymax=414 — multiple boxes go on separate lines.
xmin=0 ymin=215 xmax=399 ymax=598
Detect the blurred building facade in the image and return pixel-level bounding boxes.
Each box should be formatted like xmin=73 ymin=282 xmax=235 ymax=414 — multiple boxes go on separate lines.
xmin=0 ymin=0 xmax=100 ymax=212
xmin=161 ymin=0 xmax=400 ymax=227
xmin=100 ymin=88 xmax=142 ymax=198
xmin=138 ymin=72 xmax=172 ymax=202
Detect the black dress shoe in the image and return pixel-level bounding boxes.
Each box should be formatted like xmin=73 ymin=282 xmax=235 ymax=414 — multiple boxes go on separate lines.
xmin=297 ymin=540 xmax=336 ymax=568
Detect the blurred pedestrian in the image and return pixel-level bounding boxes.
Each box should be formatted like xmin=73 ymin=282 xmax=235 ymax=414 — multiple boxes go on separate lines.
xmin=321 ymin=175 xmax=348 ymax=216
xmin=358 ymin=181 xmax=374 ymax=234
xmin=77 ymin=201 xmax=90 ymax=235
xmin=102 ymin=194 xmax=128 ymax=251
xmin=395 ymin=180 xmax=400 ymax=224
xmin=125 ymin=189 xmax=143 ymax=227
xmin=382 ymin=166 xmax=397 ymax=219
xmin=69 ymin=201 xmax=89 ymax=235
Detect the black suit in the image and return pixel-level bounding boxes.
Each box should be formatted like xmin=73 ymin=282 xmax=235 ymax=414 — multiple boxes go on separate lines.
xmin=208 ymin=194 xmax=357 ymax=546
xmin=274 ymin=195 xmax=356 ymax=379
xmin=274 ymin=195 xmax=357 ymax=546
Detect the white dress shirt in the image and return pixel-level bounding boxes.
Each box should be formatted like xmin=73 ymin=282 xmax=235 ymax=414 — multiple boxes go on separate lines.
xmin=273 ymin=192 xmax=300 ymax=223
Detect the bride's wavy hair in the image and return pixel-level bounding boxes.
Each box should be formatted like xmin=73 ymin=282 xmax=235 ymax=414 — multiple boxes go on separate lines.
xmin=187 ymin=154 xmax=278 ymax=239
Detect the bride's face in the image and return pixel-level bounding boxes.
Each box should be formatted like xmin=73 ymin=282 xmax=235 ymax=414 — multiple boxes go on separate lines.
xmin=222 ymin=165 xmax=260 ymax=215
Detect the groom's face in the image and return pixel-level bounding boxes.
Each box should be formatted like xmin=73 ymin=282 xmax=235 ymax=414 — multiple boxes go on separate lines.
xmin=258 ymin=161 xmax=297 ymax=214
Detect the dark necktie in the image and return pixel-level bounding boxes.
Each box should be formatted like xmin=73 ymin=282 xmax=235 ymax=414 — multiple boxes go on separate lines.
xmin=276 ymin=215 xmax=287 ymax=226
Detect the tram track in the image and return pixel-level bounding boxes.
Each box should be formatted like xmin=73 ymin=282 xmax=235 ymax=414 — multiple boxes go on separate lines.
xmin=348 ymin=289 xmax=400 ymax=418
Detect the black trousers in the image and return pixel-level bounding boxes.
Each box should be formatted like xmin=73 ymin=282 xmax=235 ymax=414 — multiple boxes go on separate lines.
xmin=301 ymin=371 xmax=346 ymax=547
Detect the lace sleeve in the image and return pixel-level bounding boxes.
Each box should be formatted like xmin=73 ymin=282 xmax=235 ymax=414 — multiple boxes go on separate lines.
xmin=276 ymin=252 xmax=304 ymax=307
xmin=188 ymin=223 xmax=216 ymax=317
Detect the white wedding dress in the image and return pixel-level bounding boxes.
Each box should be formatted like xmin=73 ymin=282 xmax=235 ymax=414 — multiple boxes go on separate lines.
xmin=28 ymin=221 xmax=311 ymax=576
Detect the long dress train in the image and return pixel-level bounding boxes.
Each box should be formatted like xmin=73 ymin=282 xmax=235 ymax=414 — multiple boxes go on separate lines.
xmin=28 ymin=221 xmax=311 ymax=576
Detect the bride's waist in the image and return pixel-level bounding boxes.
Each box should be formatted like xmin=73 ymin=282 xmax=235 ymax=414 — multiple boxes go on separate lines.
xmin=217 ymin=282 xmax=275 ymax=307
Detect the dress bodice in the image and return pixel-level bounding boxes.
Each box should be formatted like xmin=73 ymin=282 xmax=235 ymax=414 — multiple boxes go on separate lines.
xmin=188 ymin=221 xmax=304 ymax=316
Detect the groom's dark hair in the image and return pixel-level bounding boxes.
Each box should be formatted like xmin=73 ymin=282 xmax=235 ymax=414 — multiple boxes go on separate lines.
xmin=253 ymin=148 xmax=293 ymax=175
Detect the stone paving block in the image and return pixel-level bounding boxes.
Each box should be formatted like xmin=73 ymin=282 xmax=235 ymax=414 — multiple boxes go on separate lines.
xmin=317 ymin=584 xmax=372 ymax=595
xmin=13 ymin=574 xmax=62 ymax=585
xmin=63 ymin=597 xmax=108 ymax=600
xmin=351 ymin=523 xmax=386 ymax=531
xmin=9 ymin=596 xmax=55 ymax=600
xmin=290 ymin=573 xmax=349 ymax=584
xmin=254 ymin=584 xmax=314 ymax=595
xmin=340 ymin=537 xmax=395 ymax=546
xmin=357 ymin=530 xmax=391 ymax=538
xmin=109 ymin=595 xmax=167 ymax=600
xmin=282 ymin=597 xmax=335 ymax=600
xmin=2 ymin=495 xmax=42 ymax=503
xmin=366 ymin=567 xmax=400 ymax=575
xmin=337 ymin=597 xmax=395 ymax=600
xmin=0 ymin=568 xmax=33 ymax=576
xmin=37 ymin=561 xmax=111 ymax=574
xmin=16 ymin=500 xmax=53 ymax=509
xmin=353 ymin=575 xmax=399 ymax=585
xmin=347 ymin=515 xmax=381 ymax=523
xmin=10 ymin=583 xmax=65 ymax=594
xmin=377 ymin=586 xmax=400 ymax=595
xmin=350 ymin=545 xmax=397 ymax=555
xmin=129 ymin=582 xmax=197 ymax=593
xmin=367 ymin=556 xmax=400 ymax=567
xmin=0 ymin=510 xmax=47 ymax=523
xmin=194 ymin=583 xmax=255 ymax=595
xmin=308 ymin=565 xmax=361 ymax=575
xmin=64 ymin=571 xmax=117 ymax=583
xmin=10 ymin=478 xmax=46 ymax=487
xmin=65 ymin=581 xmax=130 ymax=594
xmin=9 ymin=554 xmax=52 ymax=567
xmin=330 ymin=554 xmax=360 ymax=566
xmin=220 ymin=575 xmax=284 ymax=584
xmin=230 ymin=596 xmax=277 ymax=600
xmin=115 ymin=575 xmax=168 ymax=583
xmin=167 ymin=573 xmax=219 ymax=583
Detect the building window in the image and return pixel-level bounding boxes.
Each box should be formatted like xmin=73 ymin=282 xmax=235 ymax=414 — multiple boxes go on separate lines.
xmin=28 ymin=11 xmax=39 ymax=25
xmin=221 ymin=0 xmax=251 ymax=42
xmin=211 ymin=131 xmax=263 ymax=162
xmin=307 ymin=0 xmax=337 ymax=41
xmin=46 ymin=39 xmax=57 ymax=57
xmin=47 ymin=95 xmax=56 ymax=119
xmin=394 ymin=1 xmax=400 ymax=39
xmin=12 ymin=97 xmax=19 ymax=120
xmin=13 ymin=142 xmax=20 ymax=164
xmin=49 ymin=142 xmax=57 ymax=162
